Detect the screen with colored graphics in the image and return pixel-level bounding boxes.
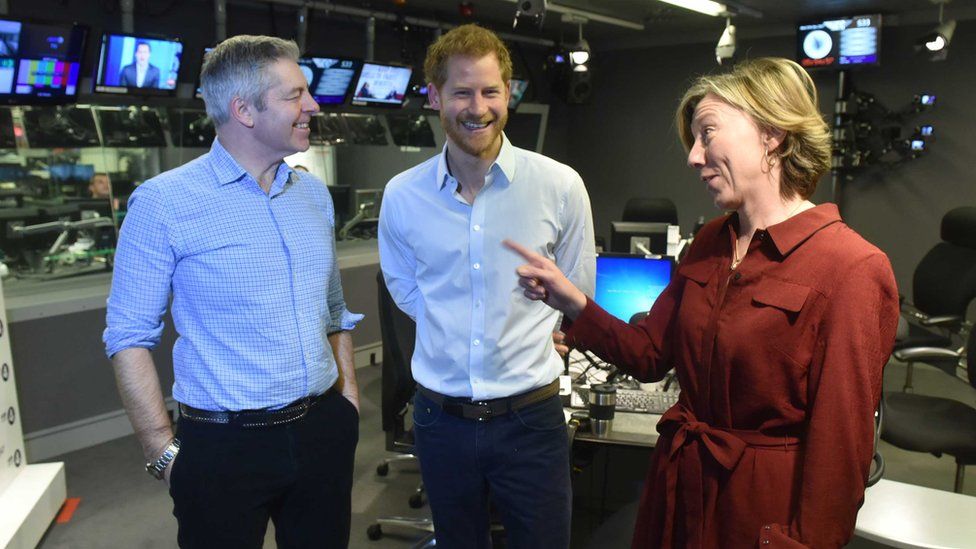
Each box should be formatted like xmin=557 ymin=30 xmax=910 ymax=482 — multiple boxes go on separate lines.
xmin=299 ymin=56 xmax=361 ymax=106
xmin=0 ymin=17 xmax=87 ymax=104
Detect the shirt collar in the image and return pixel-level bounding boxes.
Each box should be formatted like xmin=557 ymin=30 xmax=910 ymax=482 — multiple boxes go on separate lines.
xmin=209 ymin=138 xmax=248 ymax=186
xmin=726 ymin=203 xmax=842 ymax=258
xmin=435 ymin=133 xmax=516 ymax=190
xmin=208 ymin=137 xmax=295 ymax=192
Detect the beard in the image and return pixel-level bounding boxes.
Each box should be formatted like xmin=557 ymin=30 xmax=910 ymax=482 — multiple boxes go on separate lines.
xmin=441 ymin=111 xmax=507 ymax=158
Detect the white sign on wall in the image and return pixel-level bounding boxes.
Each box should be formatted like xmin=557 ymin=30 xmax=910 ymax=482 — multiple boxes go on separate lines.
xmin=0 ymin=283 xmax=24 ymax=494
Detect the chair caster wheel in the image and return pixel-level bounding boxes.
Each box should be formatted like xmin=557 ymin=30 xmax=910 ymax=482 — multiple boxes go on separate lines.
xmin=367 ymin=524 xmax=383 ymax=540
xmin=376 ymin=463 xmax=389 ymax=476
xmin=409 ymin=493 xmax=425 ymax=508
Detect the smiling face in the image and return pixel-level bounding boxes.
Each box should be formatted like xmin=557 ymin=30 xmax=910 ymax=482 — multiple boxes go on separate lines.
xmin=429 ymin=53 xmax=510 ymax=161
xmin=249 ymin=58 xmax=320 ymax=159
xmin=687 ymin=93 xmax=776 ymax=211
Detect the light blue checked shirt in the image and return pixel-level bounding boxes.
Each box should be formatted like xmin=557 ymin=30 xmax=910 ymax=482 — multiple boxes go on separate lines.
xmin=379 ymin=135 xmax=596 ymax=400
xmin=104 ymin=138 xmax=362 ymax=411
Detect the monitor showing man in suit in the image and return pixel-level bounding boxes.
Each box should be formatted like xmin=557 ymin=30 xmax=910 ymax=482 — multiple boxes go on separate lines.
xmin=95 ymin=34 xmax=182 ymax=94
xmin=119 ymin=41 xmax=160 ymax=88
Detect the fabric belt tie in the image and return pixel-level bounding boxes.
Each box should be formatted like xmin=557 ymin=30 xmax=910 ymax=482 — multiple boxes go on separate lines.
xmin=178 ymin=388 xmax=332 ymax=428
xmin=657 ymin=404 xmax=801 ymax=548
xmin=417 ymin=379 xmax=560 ymax=422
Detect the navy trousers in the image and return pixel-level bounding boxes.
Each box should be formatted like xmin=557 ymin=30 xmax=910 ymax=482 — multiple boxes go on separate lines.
xmin=412 ymin=390 xmax=572 ymax=549
xmin=169 ymin=390 xmax=359 ymax=549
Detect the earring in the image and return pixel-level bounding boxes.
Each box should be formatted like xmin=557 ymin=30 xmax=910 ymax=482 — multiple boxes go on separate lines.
xmin=764 ymin=145 xmax=777 ymax=168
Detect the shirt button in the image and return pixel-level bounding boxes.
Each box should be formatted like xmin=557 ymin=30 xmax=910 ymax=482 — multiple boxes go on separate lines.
xmin=473 ymin=263 xmax=481 ymax=270
xmin=473 ymin=224 xmax=481 ymax=231
xmin=475 ymin=300 xmax=482 ymax=308
xmin=757 ymin=231 xmax=766 ymax=241
xmin=733 ymin=272 xmax=742 ymax=281
xmin=473 ymin=339 xmax=480 ymax=346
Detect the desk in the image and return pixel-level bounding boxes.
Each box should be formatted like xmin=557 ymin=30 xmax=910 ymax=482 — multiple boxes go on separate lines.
xmin=572 ymin=411 xmax=662 ymax=448
xmin=854 ymin=479 xmax=976 ymax=548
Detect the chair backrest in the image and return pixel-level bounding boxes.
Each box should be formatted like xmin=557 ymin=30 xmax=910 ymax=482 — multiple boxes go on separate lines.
xmin=376 ymin=271 xmax=417 ymax=438
xmin=622 ymin=197 xmax=678 ymax=225
xmin=912 ymin=207 xmax=976 ymax=316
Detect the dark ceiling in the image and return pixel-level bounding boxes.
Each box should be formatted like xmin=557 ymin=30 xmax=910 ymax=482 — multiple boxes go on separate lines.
xmin=330 ymin=0 xmax=976 ymax=50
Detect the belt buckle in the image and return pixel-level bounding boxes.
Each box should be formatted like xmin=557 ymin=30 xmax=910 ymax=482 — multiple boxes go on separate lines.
xmin=471 ymin=401 xmax=492 ymax=422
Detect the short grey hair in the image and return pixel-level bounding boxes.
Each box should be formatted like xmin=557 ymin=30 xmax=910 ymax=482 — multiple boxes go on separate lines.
xmin=201 ymin=35 xmax=300 ymax=126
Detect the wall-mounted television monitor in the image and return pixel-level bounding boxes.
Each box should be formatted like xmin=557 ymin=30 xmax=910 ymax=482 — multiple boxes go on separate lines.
xmin=0 ymin=17 xmax=87 ymax=105
xmin=194 ymin=46 xmax=214 ymax=100
xmin=299 ymin=56 xmax=361 ymax=106
xmin=350 ymin=62 xmax=412 ymax=107
xmin=95 ymin=33 xmax=183 ymax=96
xmin=797 ymin=14 xmax=881 ymax=69
xmin=509 ymin=78 xmax=529 ymax=109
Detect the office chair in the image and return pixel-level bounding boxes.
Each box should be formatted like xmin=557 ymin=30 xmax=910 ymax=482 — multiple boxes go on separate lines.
xmin=621 ymin=197 xmax=678 ymax=225
xmin=881 ymin=207 xmax=976 ymax=493
xmin=894 ymin=206 xmax=976 ymax=391
xmin=368 ymin=271 xmax=434 ymax=544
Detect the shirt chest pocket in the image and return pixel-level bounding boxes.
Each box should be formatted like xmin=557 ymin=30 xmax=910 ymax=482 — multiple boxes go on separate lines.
xmin=751 ymin=277 xmax=814 ymax=367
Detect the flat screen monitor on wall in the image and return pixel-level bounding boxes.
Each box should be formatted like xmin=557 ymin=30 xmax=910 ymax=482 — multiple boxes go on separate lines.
xmin=509 ymin=78 xmax=529 ymax=109
xmin=0 ymin=17 xmax=87 ymax=104
xmin=194 ymin=46 xmax=214 ymax=100
xmin=299 ymin=56 xmax=361 ymax=106
xmin=95 ymin=33 xmax=183 ymax=96
xmin=350 ymin=62 xmax=412 ymax=107
xmin=797 ymin=14 xmax=881 ymax=69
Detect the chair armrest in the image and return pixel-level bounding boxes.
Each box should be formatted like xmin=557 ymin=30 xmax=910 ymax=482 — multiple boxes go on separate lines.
xmin=892 ymin=346 xmax=961 ymax=362
xmin=920 ymin=315 xmax=963 ymax=328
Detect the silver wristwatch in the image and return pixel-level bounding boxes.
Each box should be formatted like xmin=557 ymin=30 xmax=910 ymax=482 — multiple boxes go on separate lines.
xmin=146 ymin=438 xmax=180 ymax=480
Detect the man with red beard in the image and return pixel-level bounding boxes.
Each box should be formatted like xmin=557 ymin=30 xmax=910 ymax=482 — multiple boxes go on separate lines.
xmin=379 ymin=24 xmax=595 ymax=549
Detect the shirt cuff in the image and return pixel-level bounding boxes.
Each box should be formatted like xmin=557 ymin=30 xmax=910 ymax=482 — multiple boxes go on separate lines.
xmin=330 ymin=309 xmax=365 ymax=333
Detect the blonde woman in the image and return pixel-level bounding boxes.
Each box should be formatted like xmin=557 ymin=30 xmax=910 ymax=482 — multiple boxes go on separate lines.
xmin=507 ymin=58 xmax=899 ymax=548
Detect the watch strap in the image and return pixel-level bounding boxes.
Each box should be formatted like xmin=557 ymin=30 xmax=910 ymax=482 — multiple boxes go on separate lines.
xmin=145 ymin=438 xmax=180 ymax=480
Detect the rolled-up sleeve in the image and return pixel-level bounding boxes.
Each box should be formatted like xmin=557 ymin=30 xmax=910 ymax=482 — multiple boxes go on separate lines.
xmin=103 ymin=184 xmax=177 ymax=358
xmin=326 ymin=249 xmax=364 ymax=333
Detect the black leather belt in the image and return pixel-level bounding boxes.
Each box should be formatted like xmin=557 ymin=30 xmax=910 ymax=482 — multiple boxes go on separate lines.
xmin=178 ymin=389 xmax=331 ymax=428
xmin=417 ymin=379 xmax=560 ymax=422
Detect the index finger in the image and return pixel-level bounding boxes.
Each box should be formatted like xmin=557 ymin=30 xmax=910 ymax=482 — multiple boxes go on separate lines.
xmin=502 ymin=239 xmax=546 ymax=266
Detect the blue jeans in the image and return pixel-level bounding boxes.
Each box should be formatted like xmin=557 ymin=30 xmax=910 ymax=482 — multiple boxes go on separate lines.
xmin=412 ymin=390 xmax=571 ymax=549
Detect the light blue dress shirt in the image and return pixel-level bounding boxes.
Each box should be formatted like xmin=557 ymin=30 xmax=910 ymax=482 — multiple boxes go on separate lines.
xmin=379 ymin=135 xmax=596 ymax=400
xmin=104 ymin=138 xmax=362 ymax=411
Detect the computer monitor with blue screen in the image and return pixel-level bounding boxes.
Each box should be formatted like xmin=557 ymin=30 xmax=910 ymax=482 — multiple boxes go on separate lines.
xmin=594 ymin=254 xmax=673 ymax=323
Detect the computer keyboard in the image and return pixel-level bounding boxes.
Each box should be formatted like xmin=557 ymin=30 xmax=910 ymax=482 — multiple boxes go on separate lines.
xmin=572 ymin=386 xmax=679 ymax=414
xmin=615 ymin=388 xmax=679 ymax=414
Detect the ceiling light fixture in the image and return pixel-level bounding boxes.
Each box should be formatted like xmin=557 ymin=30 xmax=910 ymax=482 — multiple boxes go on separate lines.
xmin=915 ymin=1 xmax=956 ymax=61
xmin=568 ymin=21 xmax=590 ymax=65
xmin=655 ymin=0 xmax=728 ymax=17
